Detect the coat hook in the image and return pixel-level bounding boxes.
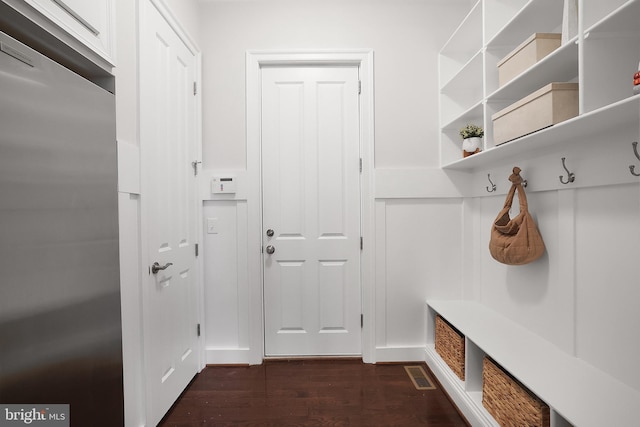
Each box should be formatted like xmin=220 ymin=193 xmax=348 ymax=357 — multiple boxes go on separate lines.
xmin=559 ymin=157 xmax=575 ymax=184
xmin=486 ymin=174 xmax=496 ymax=192
xmin=629 ymin=141 xmax=640 ymax=177
xmin=519 ymin=174 xmax=528 ymax=188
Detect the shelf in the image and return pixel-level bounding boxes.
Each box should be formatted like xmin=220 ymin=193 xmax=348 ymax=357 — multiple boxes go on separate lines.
xmin=440 ymin=100 xmax=483 ymax=131
xmin=442 ymin=94 xmax=640 ymax=171
xmin=440 ymin=1 xmax=482 ymax=56
xmin=586 ymin=0 xmax=640 ymax=35
xmin=439 ymin=0 xmax=640 ymax=170
xmin=583 ymin=0 xmax=635 ymax=32
xmin=483 ymin=0 xmax=529 ymax=44
xmin=439 ymin=1 xmax=483 ymax=85
xmin=427 ymin=300 xmax=640 ymax=427
xmin=425 ymin=343 xmax=500 ymax=427
xmin=440 ymin=50 xmax=484 ymax=93
xmin=486 ymin=36 xmax=578 ymax=104
xmin=440 ymin=52 xmax=484 ymax=126
xmin=582 ymin=0 xmax=640 ymax=113
xmin=486 ymin=0 xmax=563 ymax=49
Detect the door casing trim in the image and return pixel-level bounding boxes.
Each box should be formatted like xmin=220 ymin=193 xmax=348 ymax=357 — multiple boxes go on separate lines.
xmin=246 ymin=50 xmax=375 ymax=364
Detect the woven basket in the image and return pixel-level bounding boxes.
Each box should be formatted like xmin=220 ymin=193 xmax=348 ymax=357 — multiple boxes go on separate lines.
xmin=482 ymin=357 xmax=550 ymax=427
xmin=434 ymin=315 xmax=465 ymax=380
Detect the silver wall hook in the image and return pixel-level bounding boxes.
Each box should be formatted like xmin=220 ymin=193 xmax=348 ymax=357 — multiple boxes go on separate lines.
xmin=629 ymin=141 xmax=640 ymax=177
xmin=486 ymin=174 xmax=496 ymax=192
xmin=559 ymin=157 xmax=575 ymax=184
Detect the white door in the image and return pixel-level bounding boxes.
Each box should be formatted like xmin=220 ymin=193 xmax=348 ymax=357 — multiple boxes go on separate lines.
xmin=140 ymin=1 xmax=199 ymax=424
xmin=262 ymin=65 xmax=362 ymax=357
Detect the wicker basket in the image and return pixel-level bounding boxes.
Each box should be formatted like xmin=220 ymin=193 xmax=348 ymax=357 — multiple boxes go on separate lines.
xmin=482 ymin=357 xmax=550 ymax=427
xmin=434 ymin=315 xmax=465 ymax=380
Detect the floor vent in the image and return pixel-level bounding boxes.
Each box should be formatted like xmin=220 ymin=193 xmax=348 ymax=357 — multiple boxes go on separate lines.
xmin=404 ymin=365 xmax=436 ymax=390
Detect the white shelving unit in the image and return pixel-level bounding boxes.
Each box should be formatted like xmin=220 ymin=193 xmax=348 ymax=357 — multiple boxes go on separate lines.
xmin=426 ymin=300 xmax=640 ymax=427
xmin=439 ymin=0 xmax=640 ymax=170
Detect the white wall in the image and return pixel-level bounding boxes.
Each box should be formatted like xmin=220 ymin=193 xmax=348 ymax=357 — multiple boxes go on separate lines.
xmin=199 ymin=0 xmax=465 ymax=169
xmin=198 ymin=0 xmax=470 ymax=364
xmin=164 ymin=0 xmax=201 ymax=44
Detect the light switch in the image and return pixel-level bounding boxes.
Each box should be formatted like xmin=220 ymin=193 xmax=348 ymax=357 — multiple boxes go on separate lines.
xmin=207 ymin=217 xmax=219 ymax=234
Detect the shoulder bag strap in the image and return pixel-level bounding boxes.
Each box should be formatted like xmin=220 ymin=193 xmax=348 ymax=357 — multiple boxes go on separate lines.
xmin=506 ymin=167 xmax=529 ymax=212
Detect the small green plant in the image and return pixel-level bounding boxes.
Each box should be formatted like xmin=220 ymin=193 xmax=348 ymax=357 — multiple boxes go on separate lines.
xmin=459 ymin=124 xmax=484 ymax=139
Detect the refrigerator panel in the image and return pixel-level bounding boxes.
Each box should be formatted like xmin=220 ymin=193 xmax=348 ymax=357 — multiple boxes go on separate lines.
xmin=0 ymin=31 xmax=123 ymax=426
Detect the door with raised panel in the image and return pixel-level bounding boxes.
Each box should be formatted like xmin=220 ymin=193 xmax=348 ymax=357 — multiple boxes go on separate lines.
xmin=140 ymin=1 xmax=199 ymax=424
xmin=262 ymin=65 xmax=362 ymax=357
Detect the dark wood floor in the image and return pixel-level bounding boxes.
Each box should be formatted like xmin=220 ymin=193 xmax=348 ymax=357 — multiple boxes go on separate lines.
xmin=159 ymin=359 xmax=469 ymax=426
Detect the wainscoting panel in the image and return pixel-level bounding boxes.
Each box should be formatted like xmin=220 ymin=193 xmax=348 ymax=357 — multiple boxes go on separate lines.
xmin=477 ymin=189 xmax=576 ymax=355
xmin=374 ymin=198 xmax=464 ymax=360
xmin=575 ymin=183 xmax=640 ymax=391
xmin=202 ymin=200 xmax=251 ymax=364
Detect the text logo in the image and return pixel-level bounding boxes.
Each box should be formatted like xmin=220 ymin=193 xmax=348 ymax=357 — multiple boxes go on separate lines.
xmin=0 ymin=405 xmax=69 ymax=427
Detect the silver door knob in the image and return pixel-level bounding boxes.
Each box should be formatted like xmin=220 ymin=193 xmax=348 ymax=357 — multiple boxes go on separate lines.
xmin=266 ymin=229 xmax=274 ymax=237
xmin=265 ymin=245 xmax=275 ymax=254
xmin=151 ymin=262 xmax=173 ymax=274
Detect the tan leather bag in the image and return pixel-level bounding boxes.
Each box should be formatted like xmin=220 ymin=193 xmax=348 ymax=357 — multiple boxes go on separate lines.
xmin=489 ymin=167 xmax=545 ymax=265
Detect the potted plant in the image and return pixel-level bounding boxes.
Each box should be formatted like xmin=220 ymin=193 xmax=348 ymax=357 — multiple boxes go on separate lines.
xmin=460 ymin=124 xmax=483 ymax=157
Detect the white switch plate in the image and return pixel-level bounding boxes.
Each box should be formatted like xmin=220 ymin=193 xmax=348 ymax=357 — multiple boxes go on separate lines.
xmin=207 ymin=217 xmax=218 ymax=234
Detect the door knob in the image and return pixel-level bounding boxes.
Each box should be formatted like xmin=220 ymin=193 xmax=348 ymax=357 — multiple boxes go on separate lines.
xmin=151 ymin=262 xmax=173 ymax=274
xmin=266 ymin=229 xmax=274 ymax=237
xmin=265 ymin=245 xmax=275 ymax=255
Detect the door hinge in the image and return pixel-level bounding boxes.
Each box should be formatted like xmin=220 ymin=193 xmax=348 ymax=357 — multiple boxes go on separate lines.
xmin=197 ymin=323 xmax=201 ymax=337
xmin=360 ymin=236 xmax=363 ymax=250
xmin=359 ymin=158 xmax=362 ymax=173
xmin=193 ymin=81 xmax=197 ymax=95
xmin=358 ymin=80 xmax=362 ymax=95
xmin=195 ymin=243 xmax=199 ymax=257
xmin=360 ymin=314 xmax=363 ymax=328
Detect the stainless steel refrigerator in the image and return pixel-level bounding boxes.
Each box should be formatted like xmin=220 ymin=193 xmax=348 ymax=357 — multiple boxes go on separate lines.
xmin=0 ymin=30 xmax=123 ymax=426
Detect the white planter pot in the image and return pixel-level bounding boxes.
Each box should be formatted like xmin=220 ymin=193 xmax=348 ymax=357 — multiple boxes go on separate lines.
xmin=462 ymin=137 xmax=482 ymax=157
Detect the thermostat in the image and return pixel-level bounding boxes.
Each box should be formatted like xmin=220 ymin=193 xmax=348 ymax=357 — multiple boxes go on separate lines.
xmin=211 ymin=176 xmax=236 ymax=194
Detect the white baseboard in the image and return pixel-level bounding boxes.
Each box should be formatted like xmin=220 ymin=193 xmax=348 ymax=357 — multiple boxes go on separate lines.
xmin=374 ymin=346 xmax=426 ymax=363
xmin=206 ymin=347 xmax=428 ymax=365
xmin=205 ymin=348 xmax=254 ymax=365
